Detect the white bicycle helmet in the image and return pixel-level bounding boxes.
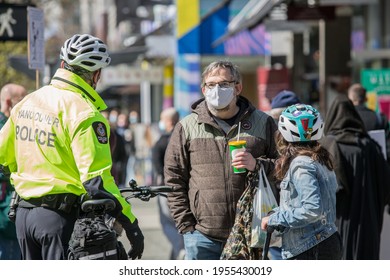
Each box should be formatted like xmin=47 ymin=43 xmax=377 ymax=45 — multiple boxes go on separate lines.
xmin=60 ymin=34 xmax=111 ymax=72
xmin=278 ymin=104 xmax=324 ymax=142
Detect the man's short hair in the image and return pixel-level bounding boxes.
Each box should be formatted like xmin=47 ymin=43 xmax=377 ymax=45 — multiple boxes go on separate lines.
xmin=201 ymin=61 xmax=242 ymax=87
xmin=162 ymin=107 xmax=180 ymax=126
xmin=348 ymin=83 xmax=367 ymax=104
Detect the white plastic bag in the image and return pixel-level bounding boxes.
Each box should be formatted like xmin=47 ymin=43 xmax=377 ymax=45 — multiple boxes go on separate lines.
xmin=250 ymin=165 xmax=280 ymax=248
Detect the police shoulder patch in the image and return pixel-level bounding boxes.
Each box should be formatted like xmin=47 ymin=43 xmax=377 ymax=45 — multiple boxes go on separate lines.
xmin=92 ymin=122 xmax=108 ymax=144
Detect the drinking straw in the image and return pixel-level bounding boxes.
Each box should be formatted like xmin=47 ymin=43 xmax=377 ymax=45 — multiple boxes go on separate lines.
xmin=237 ymin=122 xmax=241 ymax=141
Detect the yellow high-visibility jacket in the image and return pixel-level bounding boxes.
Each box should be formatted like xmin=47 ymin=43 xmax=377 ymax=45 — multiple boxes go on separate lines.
xmin=0 ymin=68 xmax=136 ymax=225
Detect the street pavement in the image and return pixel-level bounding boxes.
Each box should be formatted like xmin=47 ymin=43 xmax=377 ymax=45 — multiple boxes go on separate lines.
xmin=380 ymin=207 xmax=390 ymax=259
xmin=118 ymin=195 xmax=172 ymax=260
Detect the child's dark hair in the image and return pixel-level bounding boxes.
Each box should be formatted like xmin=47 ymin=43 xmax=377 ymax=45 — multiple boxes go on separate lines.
xmin=273 ymin=131 xmax=334 ymax=181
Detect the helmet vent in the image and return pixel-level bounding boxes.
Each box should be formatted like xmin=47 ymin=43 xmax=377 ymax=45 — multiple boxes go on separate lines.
xmin=291 ymin=131 xmax=300 ymax=137
xmin=90 ymin=55 xmax=103 ymax=61
xmin=82 ymin=61 xmax=95 ymax=67
xmin=81 ymin=47 xmax=94 ymax=54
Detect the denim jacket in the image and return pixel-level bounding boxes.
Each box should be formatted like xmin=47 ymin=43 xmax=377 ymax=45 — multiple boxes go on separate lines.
xmin=268 ymin=155 xmax=338 ymax=259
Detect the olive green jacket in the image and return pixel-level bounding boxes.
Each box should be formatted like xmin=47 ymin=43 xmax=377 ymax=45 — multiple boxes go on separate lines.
xmin=164 ymin=96 xmax=278 ymax=241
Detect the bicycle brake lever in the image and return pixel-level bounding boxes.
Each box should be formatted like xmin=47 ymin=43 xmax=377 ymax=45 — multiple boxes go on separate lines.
xmin=138 ymin=194 xmax=152 ymax=201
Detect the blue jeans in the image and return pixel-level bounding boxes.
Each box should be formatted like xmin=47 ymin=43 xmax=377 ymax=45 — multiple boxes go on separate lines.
xmin=289 ymin=232 xmax=342 ymax=260
xmin=0 ymin=233 xmax=21 ymax=260
xmin=269 ymin=246 xmax=283 ymax=260
xmin=157 ymin=196 xmax=184 ymax=259
xmin=183 ymin=230 xmax=224 ymax=260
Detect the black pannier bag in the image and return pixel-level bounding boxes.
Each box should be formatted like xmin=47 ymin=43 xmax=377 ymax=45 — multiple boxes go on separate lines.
xmin=67 ymin=198 xmax=127 ymax=260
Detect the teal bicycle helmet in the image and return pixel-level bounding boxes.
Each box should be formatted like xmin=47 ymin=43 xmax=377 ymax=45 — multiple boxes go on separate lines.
xmin=278 ymin=104 xmax=324 ymax=142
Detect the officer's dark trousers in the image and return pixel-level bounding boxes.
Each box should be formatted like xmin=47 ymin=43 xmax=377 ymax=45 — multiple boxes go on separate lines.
xmin=15 ymin=207 xmax=77 ymax=260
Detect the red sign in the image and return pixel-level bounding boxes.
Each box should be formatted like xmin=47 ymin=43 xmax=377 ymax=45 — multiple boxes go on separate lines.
xmin=379 ymin=95 xmax=390 ymax=121
xmin=257 ymin=67 xmax=290 ymax=111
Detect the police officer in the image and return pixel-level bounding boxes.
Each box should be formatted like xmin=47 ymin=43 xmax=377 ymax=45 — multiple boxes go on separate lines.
xmin=0 ymin=34 xmax=144 ymax=260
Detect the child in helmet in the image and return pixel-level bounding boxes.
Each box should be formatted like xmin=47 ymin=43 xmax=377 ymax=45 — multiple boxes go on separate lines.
xmin=261 ymin=104 xmax=342 ymax=260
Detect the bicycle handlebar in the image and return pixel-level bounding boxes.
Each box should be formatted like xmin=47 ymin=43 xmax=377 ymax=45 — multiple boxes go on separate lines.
xmin=119 ymin=185 xmax=176 ymax=194
xmin=120 ymin=179 xmax=177 ymax=202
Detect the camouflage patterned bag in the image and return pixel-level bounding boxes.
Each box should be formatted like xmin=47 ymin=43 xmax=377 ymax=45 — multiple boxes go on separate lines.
xmin=220 ymin=179 xmax=262 ymax=260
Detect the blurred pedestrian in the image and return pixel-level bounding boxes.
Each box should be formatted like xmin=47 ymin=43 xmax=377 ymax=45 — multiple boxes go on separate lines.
xmin=152 ymin=107 xmax=185 ymax=259
xmin=348 ymin=83 xmax=390 ymax=162
xmin=261 ymin=104 xmax=341 ymax=260
xmin=114 ymin=112 xmax=130 ymax=187
xmin=320 ymin=94 xmax=390 ymax=259
xmin=108 ymin=108 xmax=119 ymax=127
xmin=164 ymin=60 xmax=278 ymax=260
xmin=101 ymin=110 xmax=127 ymax=187
xmin=125 ymin=111 xmax=138 ymax=184
xmin=0 ymin=34 xmax=143 ymax=260
xmin=0 ymin=83 xmax=27 ymax=259
xmin=269 ymin=90 xmax=301 ymax=123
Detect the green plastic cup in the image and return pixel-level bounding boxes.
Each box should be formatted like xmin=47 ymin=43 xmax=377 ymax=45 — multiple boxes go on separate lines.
xmin=228 ymin=140 xmax=247 ymax=174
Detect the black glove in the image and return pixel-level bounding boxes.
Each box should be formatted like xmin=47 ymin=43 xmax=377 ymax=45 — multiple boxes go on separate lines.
xmin=125 ymin=219 xmax=144 ymax=260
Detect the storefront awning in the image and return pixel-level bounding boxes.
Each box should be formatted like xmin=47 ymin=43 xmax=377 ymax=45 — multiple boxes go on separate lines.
xmin=212 ymin=0 xmax=284 ymax=47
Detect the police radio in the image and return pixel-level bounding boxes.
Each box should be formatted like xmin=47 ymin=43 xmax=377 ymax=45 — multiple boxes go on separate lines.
xmin=8 ymin=191 xmax=20 ymax=222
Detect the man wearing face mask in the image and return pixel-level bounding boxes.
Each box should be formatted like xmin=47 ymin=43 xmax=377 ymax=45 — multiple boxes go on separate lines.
xmin=164 ymin=60 xmax=278 ymax=259
xmin=0 ymin=34 xmax=144 ymax=260
xmin=152 ymin=107 xmax=185 ymax=259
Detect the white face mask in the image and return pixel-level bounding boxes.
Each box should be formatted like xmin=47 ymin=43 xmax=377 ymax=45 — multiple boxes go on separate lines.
xmin=158 ymin=120 xmax=166 ymax=131
xmin=109 ymin=115 xmax=117 ymax=124
xmin=205 ymin=86 xmax=235 ymax=109
xmin=129 ymin=116 xmax=138 ymax=124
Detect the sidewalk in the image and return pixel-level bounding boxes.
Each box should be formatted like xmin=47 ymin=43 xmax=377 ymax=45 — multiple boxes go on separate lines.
xmin=118 ymin=196 xmax=172 ymax=260
xmin=380 ymin=208 xmax=390 ymax=259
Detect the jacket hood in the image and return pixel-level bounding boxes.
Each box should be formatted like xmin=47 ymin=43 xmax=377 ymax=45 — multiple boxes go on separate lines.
xmin=324 ymin=94 xmax=368 ymax=144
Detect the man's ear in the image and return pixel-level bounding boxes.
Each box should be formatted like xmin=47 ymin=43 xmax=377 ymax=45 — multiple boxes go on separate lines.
xmin=6 ymin=98 xmax=12 ymax=109
xmin=60 ymin=61 xmax=65 ymax=68
xmin=235 ymin=83 xmax=243 ymax=95
xmin=93 ymin=69 xmax=101 ymax=84
xmin=201 ymin=86 xmax=206 ymax=96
